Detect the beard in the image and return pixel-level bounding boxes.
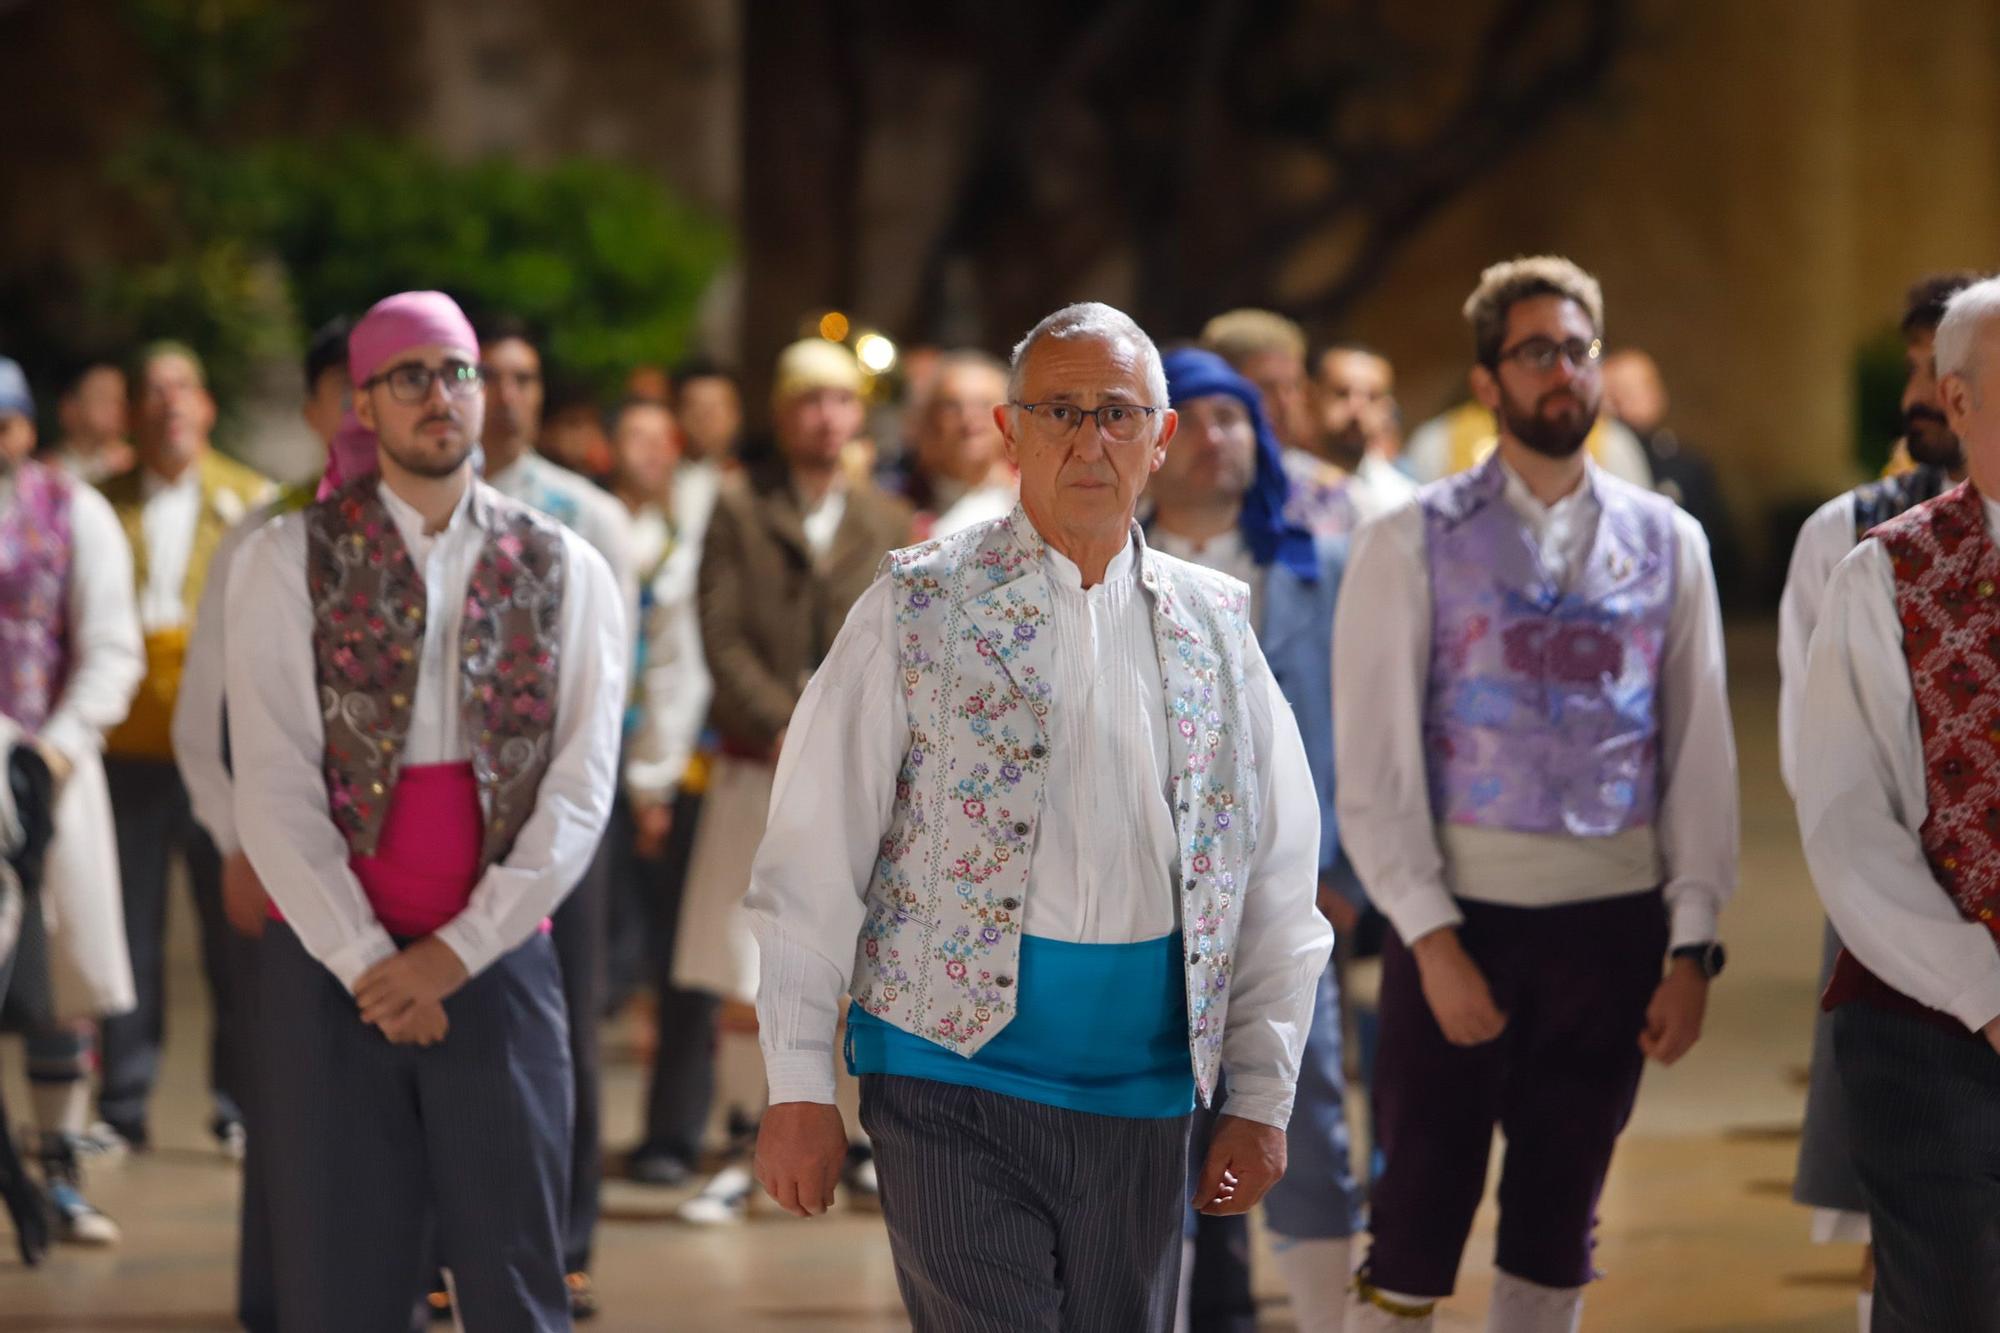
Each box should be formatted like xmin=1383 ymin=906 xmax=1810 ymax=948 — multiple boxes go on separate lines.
xmin=1498 ymin=382 xmax=1597 ymax=459
xmin=382 ymin=414 xmax=477 ymax=479
xmin=1903 ymin=405 xmax=1963 ymax=470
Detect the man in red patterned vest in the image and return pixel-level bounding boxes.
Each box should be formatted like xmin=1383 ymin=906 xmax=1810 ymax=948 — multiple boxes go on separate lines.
xmin=1798 ymin=276 xmax=2000 ymax=1333
xmin=223 ymin=291 xmax=626 ymax=1332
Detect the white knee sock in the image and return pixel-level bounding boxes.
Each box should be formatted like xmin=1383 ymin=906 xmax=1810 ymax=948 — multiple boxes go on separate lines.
xmin=1172 ymin=1237 xmax=1196 ymax=1333
xmin=1347 ymin=1281 xmax=1435 ymax=1332
xmin=1857 ymin=1291 xmax=1873 ymax=1332
xmin=29 ymin=1078 xmax=89 ymax=1138
xmin=1487 ymin=1270 xmax=1583 ymax=1333
xmin=1270 ymin=1236 xmax=1353 ymax=1333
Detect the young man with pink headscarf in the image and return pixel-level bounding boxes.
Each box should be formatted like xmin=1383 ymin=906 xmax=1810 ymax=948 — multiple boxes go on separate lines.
xmin=223 ymin=291 xmax=626 ymax=1331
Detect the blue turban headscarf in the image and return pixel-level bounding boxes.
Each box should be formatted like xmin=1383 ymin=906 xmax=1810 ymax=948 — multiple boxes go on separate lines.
xmin=0 ymin=358 xmax=32 ymax=421
xmin=1160 ymin=347 xmax=1320 ymax=584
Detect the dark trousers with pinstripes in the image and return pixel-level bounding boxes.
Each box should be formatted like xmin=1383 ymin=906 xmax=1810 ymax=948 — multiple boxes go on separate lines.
xmin=257 ymin=922 xmax=573 ymax=1333
xmin=860 ymin=1074 xmax=1191 ymax=1333
xmin=1834 ymin=1001 xmax=2000 ymax=1332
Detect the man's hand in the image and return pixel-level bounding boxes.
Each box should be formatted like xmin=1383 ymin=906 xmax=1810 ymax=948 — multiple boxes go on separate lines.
xmin=221 ymin=851 xmax=269 ymax=939
xmin=1193 ymin=1115 xmax=1287 ymax=1216
xmin=1640 ymin=957 xmax=1709 ymax=1065
xmin=1982 ymin=1015 xmax=2000 ymax=1058
xmin=377 ymin=998 xmax=450 ymax=1047
xmin=354 ymin=937 xmax=470 ymax=1031
xmin=1411 ymin=929 xmax=1507 ymax=1046
xmin=34 ymin=741 xmax=72 ymax=788
xmin=753 ymin=1101 xmax=848 ymax=1218
xmin=633 ymin=800 xmax=673 ymax=859
xmin=1316 ymin=881 xmax=1361 ymax=937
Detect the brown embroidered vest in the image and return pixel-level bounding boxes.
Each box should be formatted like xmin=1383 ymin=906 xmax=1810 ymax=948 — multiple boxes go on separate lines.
xmin=306 ymin=478 xmax=565 ymax=873
xmin=1825 ymin=482 xmax=2000 ymax=1034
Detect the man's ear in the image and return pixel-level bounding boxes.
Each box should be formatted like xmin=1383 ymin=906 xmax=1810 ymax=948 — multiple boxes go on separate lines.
xmin=354 ymin=387 xmax=378 ymax=433
xmin=1469 ymin=364 xmax=1501 ymax=414
xmin=1940 ymin=372 xmax=1974 ymax=439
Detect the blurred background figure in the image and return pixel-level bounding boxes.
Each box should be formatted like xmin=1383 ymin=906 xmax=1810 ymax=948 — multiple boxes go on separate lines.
xmin=96 ymin=343 xmax=273 ymax=1161
xmin=44 ymin=362 xmax=133 ymax=485
xmin=1603 ymin=347 xmax=1743 ymax=594
xmin=885 ymin=348 xmax=1016 ymax=540
xmin=670 ymin=337 xmax=910 ymax=1224
xmin=1200 ymin=309 xmax=1352 ymax=537
xmin=1313 ymin=342 xmax=1418 ymax=529
xmin=670 ymin=358 xmax=744 ymax=559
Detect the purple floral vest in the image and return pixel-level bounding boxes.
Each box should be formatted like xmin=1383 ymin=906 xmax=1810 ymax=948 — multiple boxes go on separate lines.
xmin=0 ymin=462 xmax=74 ymax=732
xmin=1421 ymin=458 xmax=1677 ymax=837
xmin=306 ymin=479 xmax=565 ymax=872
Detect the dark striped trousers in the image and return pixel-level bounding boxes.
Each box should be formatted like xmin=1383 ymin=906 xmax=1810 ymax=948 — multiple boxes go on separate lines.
xmin=1835 ymin=1001 xmax=2000 ymax=1332
xmin=257 ymin=922 xmax=573 ymax=1333
xmin=860 ymin=1074 xmax=1190 ymax=1333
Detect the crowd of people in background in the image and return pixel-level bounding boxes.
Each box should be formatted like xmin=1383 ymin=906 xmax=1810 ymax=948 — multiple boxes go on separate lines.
xmin=3 ymin=252 xmax=1990 ymax=1333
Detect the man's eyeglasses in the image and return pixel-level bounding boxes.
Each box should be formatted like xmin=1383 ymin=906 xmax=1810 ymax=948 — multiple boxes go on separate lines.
xmin=1010 ymin=401 xmax=1162 ymax=444
xmin=1497 ymin=337 xmax=1602 ymax=374
xmin=364 ymin=360 xmax=484 ymax=404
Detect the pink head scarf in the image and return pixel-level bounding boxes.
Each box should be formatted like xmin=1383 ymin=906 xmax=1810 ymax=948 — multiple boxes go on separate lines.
xmin=318 ymin=291 xmax=481 ymax=499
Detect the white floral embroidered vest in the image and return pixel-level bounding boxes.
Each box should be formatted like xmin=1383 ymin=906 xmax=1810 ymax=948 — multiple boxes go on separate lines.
xmin=848 ymin=506 xmax=1259 ymax=1105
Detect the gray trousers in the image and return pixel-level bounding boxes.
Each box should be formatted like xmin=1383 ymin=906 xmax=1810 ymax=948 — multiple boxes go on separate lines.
xmin=1835 ymin=1001 xmax=2000 ymax=1332
xmin=258 ymin=922 xmax=573 ymax=1333
xmin=861 ymin=1074 xmax=1190 ymax=1333
xmin=1794 ymin=920 xmax=1868 ymax=1214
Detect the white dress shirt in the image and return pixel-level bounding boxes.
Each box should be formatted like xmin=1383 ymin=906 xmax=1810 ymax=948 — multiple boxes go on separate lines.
xmin=1777 ymin=490 xmax=1863 ymax=797
xmin=746 ymin=535 xmax=1331 ymax=1128
xmin=136 ymin=466 xmax=203 ymax=631
xmin=1796 ymin=505 xmax=2000 ymax=1033
xmin=671 ymin=458 xmax=724 ymax=567
xmin=171 ymin=505 xmax=270 ymax=855
xmin=1334 ymin=460 xmax=1738 ymax=950
xmin=1350 ymin=452 xmax=1420 ymax=527
xmin=2 ymin=476 xmax=143 ymax=765
xmin=624 ymin=533 xmax=712 ymax=806
xmin=225 ymin=479 xmax=627 ymax=990
xmin=486 ymin=451 xmax=639 ymax=635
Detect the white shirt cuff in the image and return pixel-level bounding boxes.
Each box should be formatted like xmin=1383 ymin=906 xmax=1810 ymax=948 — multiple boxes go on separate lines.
xmin=432 ymin=916 xmax=499 ymax=983
xmin=763 ymin=1049 xmax=839 ymax=1107
xmin=1217 ymin=1074 xmax=1295 ymax=1131
xmin=325 ymin=926 xmax=400 ymax=994
xmin=1383 ymin=885 xmax=1465 ymax=948
xmin=1667 ymin=889 xmax=1722 ymax=952
xmin=1945 ymin=964 xmax=2000 ymax=1034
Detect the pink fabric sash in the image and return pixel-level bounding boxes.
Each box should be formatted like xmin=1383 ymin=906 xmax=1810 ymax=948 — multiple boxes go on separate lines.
xmin=349 ymin=762 xmax=484 ymax=936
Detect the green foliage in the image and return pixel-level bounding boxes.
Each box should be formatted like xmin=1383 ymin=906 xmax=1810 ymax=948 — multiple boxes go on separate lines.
xmin=89 ymin=135 xmax=731 ymax=417
xmin=1852 ymin=326 xmax=1906 ymax=476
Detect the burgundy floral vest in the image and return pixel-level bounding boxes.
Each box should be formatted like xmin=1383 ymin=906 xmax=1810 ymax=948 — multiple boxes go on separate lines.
xmin=306 ymin=478 xmax=565 ymax=873
xmin=0 ymin=462 xmax=74 ymax=732
xmin=1828 ymin=482 xmax=2000 ymax=1031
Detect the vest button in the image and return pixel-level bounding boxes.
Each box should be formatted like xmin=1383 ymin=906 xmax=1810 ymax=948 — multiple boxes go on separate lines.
xmin=1030 ymin=744 xmax=1047 ymax=759
xmin=1012 ymin=822 xmax=1030 ymax=836
xmin=995 ymin=975 xmax=1013 ymax=988
xmin=1982 ymin=580 xmax=1997 ymax=598
xmin=1001 ymin=897 xmax=1020 ymax=911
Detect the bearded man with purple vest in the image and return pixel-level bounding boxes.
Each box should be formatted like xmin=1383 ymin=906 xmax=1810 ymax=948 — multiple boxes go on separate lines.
xmin=223 ymin=291 xmax=626 ymax=1332
xmin=1776 ymin=270 xmax=1981 ymax=1327
xmin=1333 ymin=257 xmax=1738 ymax=1333
xmin=748 ymin=303 xmax=1332 ymax=1332
xmin=0 ymin=357 xmax=144 ymax=1247
xmin=1797 ymin=276 xmax=2000 ymax=1333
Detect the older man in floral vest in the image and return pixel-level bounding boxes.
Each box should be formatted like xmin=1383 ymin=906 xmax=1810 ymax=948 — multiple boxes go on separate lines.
xmin=748 ymin=302 xmax=1332 ymax=1332
xmin=224 ymin=291 xmax=625 ymax=1332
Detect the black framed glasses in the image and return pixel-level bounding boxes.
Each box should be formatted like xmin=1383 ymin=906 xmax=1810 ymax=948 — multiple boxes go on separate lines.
xmin=1497 ymin=337 xmax=1603 ymax=374
xmin=364 ymin=359 xmax=484 ymax=403
xmin=1010 ymin=401 xmax=1162 ymax=444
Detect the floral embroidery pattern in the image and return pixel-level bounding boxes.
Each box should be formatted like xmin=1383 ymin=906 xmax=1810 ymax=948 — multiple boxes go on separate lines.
xmin=307 ymin=479 xmax=564 ymax=869
xmin=0 ymin=463 xmax=73 ymax=732
xmin=851 ymin=505 xmax=1258 ymax=1103
xmin=1878 ymin=482 xmax=2000 ymax=933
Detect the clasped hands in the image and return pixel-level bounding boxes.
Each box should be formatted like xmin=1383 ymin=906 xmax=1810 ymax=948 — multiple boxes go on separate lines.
xmin=354 ymin=936 xmax=468 ymax=1047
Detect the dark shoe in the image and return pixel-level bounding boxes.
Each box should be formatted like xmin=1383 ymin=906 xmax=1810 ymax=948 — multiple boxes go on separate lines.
xmin=211 ymin=1115 xmax=246 ymax=1162
xmin=567 ymin=1271 xmax=599 ymax=1320
xmin=624 ymin=1146 xmax=695 ymax=1188
xmin=38 ymin=1134 xmax=119 ymax=1247
xmin=88 ymin=1117 xmax=148 ymax=1154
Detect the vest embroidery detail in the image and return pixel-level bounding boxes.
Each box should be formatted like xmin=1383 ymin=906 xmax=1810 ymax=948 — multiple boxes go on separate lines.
xmin=850 ymin=506 xmax=1259 ymax=1104
xmin=307 ymin=479 xmax=565 ymax=873
xmin=1877 ymin=482 xmax=2000 ymax=939
xmin=1419 ymin=457 xmax=1678 ymax=837
xmin=0 ymin=462 xmax=74 ymax=732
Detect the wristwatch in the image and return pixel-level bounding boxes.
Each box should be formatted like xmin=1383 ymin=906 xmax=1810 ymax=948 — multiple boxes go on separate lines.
xmin=1670 ymin=941 xmax=1726 ymax=979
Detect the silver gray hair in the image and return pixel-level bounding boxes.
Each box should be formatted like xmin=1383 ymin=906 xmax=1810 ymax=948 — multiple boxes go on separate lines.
xmin=1935 ymin=276 xmax=2000 ymax=386
xmin=1006 ymin=302 xmax=1170 ymax=414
